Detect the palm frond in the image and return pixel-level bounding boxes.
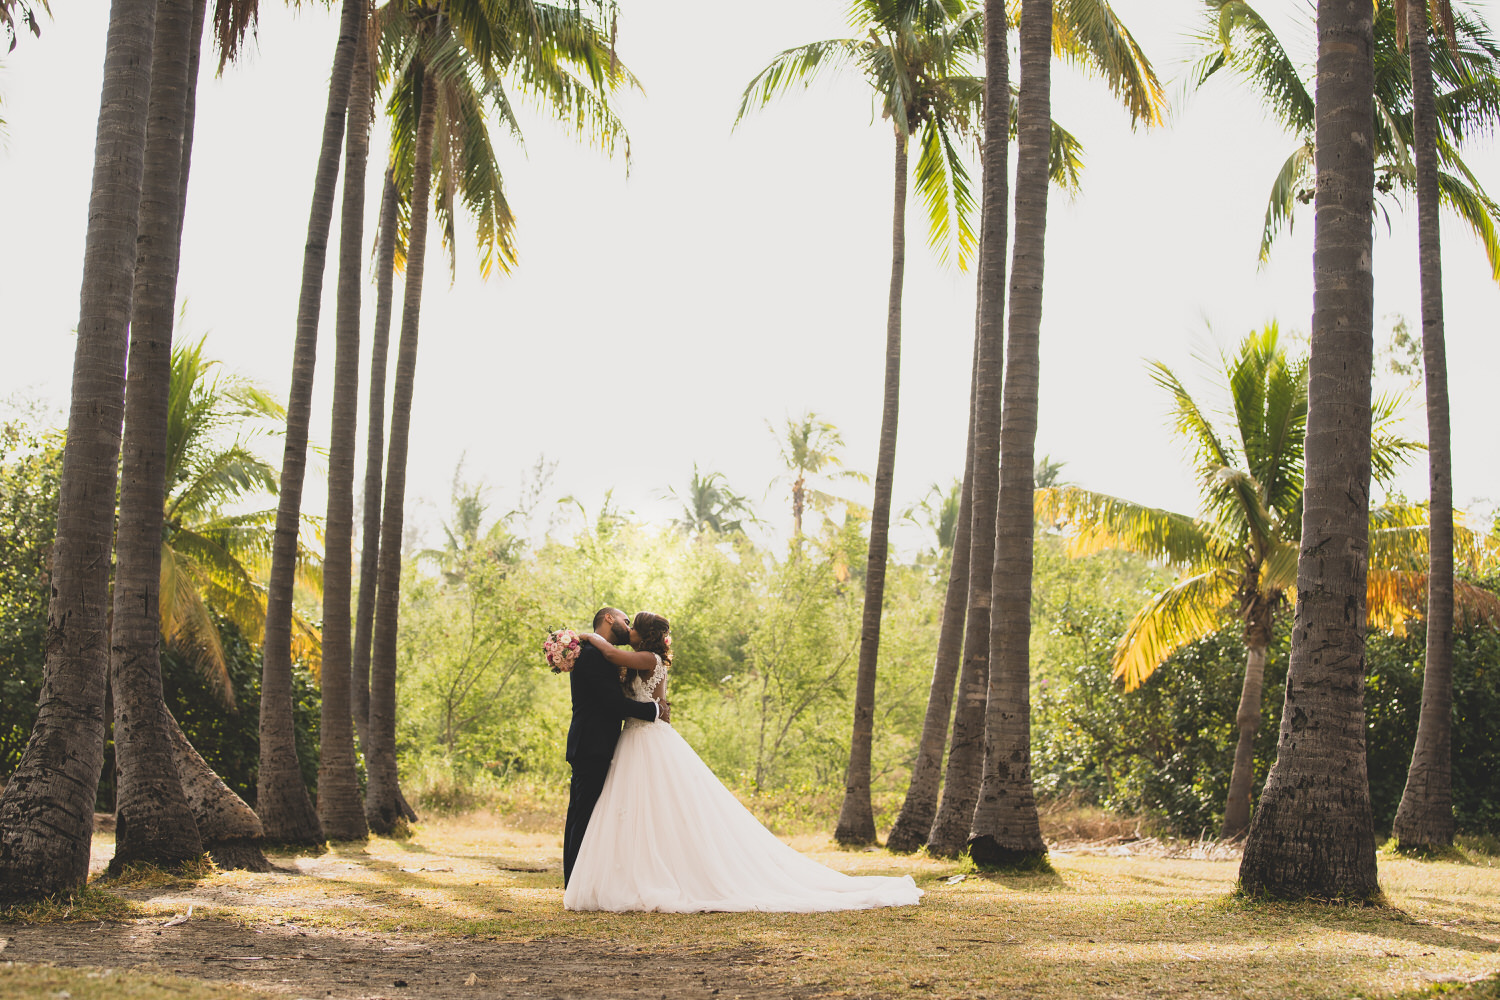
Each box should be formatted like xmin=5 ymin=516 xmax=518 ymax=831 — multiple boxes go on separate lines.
xmin=1259 ymin=142 xmax=1314 ymax=263
xmin=1034 ymin=485 xmax=1221 ymax=566
xmin=913 ymin=117 xmax=979 ymax=268
xmin=1113 ymin=569 xmax=1238 ymax=690
xmin=735 ymin=38 xmax=870 ymax=125
xmin=1051 ymin=0 xmax=1168 ymax=128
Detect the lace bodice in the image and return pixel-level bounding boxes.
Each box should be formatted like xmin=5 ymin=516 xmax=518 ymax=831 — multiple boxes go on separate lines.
xmin=627 ymin=653 xmax=666 ymax=703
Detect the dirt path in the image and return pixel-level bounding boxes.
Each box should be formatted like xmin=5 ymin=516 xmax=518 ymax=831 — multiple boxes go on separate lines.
xmin=3 ymin=920 xmax=805 ymax=1000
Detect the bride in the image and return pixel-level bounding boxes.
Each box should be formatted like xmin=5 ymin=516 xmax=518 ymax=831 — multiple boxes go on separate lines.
xmin=562 ymin=611 xmax=923 ymax=913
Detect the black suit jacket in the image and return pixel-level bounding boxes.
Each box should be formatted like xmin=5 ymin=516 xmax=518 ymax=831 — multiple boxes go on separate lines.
xmin=566 ymin=644 xmax=657 ymax=764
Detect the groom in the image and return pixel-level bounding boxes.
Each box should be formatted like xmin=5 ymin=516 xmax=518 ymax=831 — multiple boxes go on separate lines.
xmin=562 ymin=607 xmax=668 ymax=886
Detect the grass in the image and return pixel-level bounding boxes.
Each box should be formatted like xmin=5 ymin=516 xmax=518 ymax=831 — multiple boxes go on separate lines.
xmin=0 ymin=964 xmax=275 ymax=1000
xmin=3 ymin=806 xmax=1499 ymax=999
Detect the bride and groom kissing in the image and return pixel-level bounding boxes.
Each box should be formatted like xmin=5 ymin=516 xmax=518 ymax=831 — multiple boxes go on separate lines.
xmin=560 ymin=607 xmax=923 ymax=913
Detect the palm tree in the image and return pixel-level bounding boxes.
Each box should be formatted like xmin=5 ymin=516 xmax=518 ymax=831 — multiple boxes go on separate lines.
xmin=667 ymin=465 xmax=758 ymax=536
xmin=319 ymin=10 xmax=374 ymax=843
xmin=0 ymin=0 xmax=49 ymax=134
xmin=161 ymin=338 xmax=322 ymax=693
xmin=160 ymin=337 xmax=315 ymax=871
xmin=1239 ymin=0 xmax=1383 ymax=899
xmin=967 ymin=0 xmax=1053 ymax=866
xmin=1392 ymin=0 xmax=1458 ymax=852
xmin=257 ymin=0 xmax=364 ymax=846
xmin=767 ymin=412 xmax=867 ymax=542
xmin=351 ymin=163 xmax=399 ymax=757
xmin=739 ymin=0 xmax=989 ymax=843
xmin=0 ymin=0 xmax=157 ymax=905
xmin=108 ymin=0 xmax=204 ymax=872
xmin=1033 ymin=327 xmax=1495 ymax=840
xmin=1188 ymin=0 xmax=1500 ymax=281
xmin=886 ymin=350 xmax=975 ymax=854
xmin=927 ymin=0 xmax=1165 ymax=859
xmin=363 ymin=0 xmax=632 ymax=833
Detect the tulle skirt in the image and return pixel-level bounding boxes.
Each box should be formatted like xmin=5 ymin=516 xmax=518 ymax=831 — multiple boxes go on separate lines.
xmin=563 ymin=720 xmax=923 ymax=913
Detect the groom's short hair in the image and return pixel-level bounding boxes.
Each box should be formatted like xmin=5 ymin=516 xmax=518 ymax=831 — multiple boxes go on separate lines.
xmin=593 ymin=607 xmax=623 ymax=631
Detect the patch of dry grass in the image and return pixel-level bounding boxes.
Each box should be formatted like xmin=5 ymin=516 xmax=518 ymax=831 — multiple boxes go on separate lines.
xmin=35 ymin=812 xmax=1491 ymax=1000
xmin=0 ymin=963 xmax=275 ymax=999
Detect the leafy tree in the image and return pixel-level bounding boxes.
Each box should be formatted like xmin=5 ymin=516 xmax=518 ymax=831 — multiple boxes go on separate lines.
xmin=1188 ymin=0 xmax=1500 ymax=279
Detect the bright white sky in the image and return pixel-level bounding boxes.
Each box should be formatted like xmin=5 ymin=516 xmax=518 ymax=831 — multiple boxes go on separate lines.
xmin=3 ymin=0 xmax=1497 ymax=557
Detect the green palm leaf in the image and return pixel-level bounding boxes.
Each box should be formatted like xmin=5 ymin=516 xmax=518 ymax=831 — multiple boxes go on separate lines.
xmin=1113 ymin=569 xmax=1239 ymax=689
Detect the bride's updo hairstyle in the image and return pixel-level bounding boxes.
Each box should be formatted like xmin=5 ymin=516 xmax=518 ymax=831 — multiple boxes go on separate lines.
xmin=631 ymin=611 xmax=673 ymax=669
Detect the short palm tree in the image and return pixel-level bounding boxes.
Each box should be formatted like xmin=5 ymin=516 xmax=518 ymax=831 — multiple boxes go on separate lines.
xmin=768 ymin=412 xmax=867 ymax=542
xmin=667 ymin=465 xmax=758 ymax=536
xmin=1034 ymin=326 xmax=1497 ymax=839
xmin=1188 ymin=0 xmax=1500 ymax=279
xmin=161 ymin=336 xmax=322 ymax=705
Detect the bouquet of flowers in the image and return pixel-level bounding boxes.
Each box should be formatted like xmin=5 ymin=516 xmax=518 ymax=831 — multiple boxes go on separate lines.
xmin=543 ymin=628 xmax=583 ymax=673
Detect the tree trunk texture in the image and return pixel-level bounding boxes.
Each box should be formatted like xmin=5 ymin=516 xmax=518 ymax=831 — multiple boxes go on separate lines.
xmin=0 ymin=0 xmax=158 ymax=906
xmin=1221 ymin=600 xmax=1273 ymax=839
xmin=367 ymin=64 xmax=437 ymax=835
xmin=164 ymin=709 xmax=271 ymax=871
xmin=885 ymin=340 xmax=976 ymax=853
xmin=927 ymin=0 xmax=1009 ymax=858
xmin=109 ymin=0 xmax=204 ymax=872
xmin=1239 ymin=0 xmax=1382 ymax=902
xmin=174 ymin=0 xmax=205 ymax=246
xmin=352 ymin=165 xmax=399 ymax=755
xmin=968 ymin=0 xmax=1050 ymax=868
xmin=834 ymin=127 xmax=908 ymax=846
xmin=1392 ymin=0 xmax=1456 ymax=851
xmin=319 ymin=21 xmax=373 ymax=842
xmin=257 ymin=0 xmax=364 ymax=845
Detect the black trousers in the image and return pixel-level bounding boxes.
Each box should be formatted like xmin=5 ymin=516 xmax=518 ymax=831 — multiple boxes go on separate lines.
xmin=563 ymin=757 xmax=611 ymax=887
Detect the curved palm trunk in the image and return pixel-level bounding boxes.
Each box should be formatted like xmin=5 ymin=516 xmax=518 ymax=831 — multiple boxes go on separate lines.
xmin=1239 ymin=0 xmax=1382 ymax=902
xmin=0 ymin=0 xmax=157 ymax=905
xmin=174 ymin=0 xmax=205 ymax=246
xmin=109 ymin=0 xmax=204 ymax=872
xmin=968 ymin=0 xmax=1050 ymax=868
xmin=1222 ymin=597 xmax=1273 ymax=839
xmin=257 ymin=0 xmax=364 ymax=845
xmin=834 ymin=127 xmax=908 ymax=846
xmin=927 ymin=0 xmax=1009 ymax=858
xmin=319 ymin=24 xmax=372 ymax=842
xmin=886 ymin=341 xmax=976 ymax=853
xmin=1393 ymin=0 xmax=1456 ymax=852
xmin=367 ymin=63 xmax=437 ymax=835
xmin=164 ymin=709 xmax=271 ymax=871
xmin=352 ymin=166 xmax=399 ymax=755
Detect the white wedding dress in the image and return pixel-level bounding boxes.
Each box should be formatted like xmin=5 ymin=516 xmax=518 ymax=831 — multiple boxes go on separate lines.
xmin=563 ymin=656 xmax=923 ymax=913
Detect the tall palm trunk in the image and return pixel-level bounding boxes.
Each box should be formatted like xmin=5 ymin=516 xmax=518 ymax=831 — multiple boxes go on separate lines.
xmin=1222 ymin=596 xmax=1273 ymax=838
xmin=1239 ymin=0 xmax=1382 ymax=902
xmin=885 ymin=341 xmax=975 ymax=853
xmin=834 ymin=127 xmax=908 ymax=846
xmin=174 ymin=0 xmax=205 ymax=246
xmin=968 ymin=0 xmax=1050 ymax=867
xmin=927 ymin=0 xmax=1008 ymax=858
xmin=1393 ymin=0 xmax=1456 ymax=851
xmin=319 ymin=23 xmax=373 ymax=842
xmin=109 ymin=0 xmax=203 ymax=872
xmin=367 ymin=63 xmax=437 ymax=834
xmin=0 ymin=0 xmax=157 ymax=905
xmin=257 ymin=0 xmax=364 ymax=844
xmin=352 ymin=166 xmax=399 ymax=754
